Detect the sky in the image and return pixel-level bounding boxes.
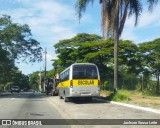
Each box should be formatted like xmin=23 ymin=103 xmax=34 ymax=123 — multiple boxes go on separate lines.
xmin=0 ymin=0 xmax=160 ymax=75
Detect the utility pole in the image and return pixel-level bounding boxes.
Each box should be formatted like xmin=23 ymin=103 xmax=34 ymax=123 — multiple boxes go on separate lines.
xmin=43 ymin=48 xmax=47 ymax=93
xmin=39 ymin=68 xmax=42 ymax=92
xmin=44 ymin=47 xmax=47 ymax=78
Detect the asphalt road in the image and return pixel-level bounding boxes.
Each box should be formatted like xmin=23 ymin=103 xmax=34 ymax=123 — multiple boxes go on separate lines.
xmin=0 ymin=92 xmax=160 ymax=128
xmin=0 ymin=92 xmax=70 ymax=128
xmin=48 ymin=95 xmax=160 ymax=128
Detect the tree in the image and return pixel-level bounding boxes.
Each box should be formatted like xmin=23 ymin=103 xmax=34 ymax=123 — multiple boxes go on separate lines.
xmin=75 ymin=0 xmax=158 ymax=93
xmin=54 ymin=33 xmax=101 ymax=68
xmin=54 ymin=33 xmax=138 ymax=88
xmin=0 ymin=15 xmax=42 ymax=90
xmin=0 ymin=15 xmax=42 ymax=62
xmin=29 ymin=71 xmax=40 ymax=91
xmin=0 ymin=47 xmax=15 ymax=89
xmin=138 ymin=38 xmax=160 ymax=93
xmin=46 ymin=70 xmax=54 ymax=78
xmin=12 ymin=71 xmax=29 ymax=90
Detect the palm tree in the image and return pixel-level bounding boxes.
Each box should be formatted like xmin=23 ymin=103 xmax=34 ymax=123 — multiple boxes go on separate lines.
xmin=75 ymin=0 xmax=158 ymax=93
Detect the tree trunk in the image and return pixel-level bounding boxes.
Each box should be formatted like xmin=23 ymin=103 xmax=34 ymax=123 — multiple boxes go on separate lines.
xmin=157 ymin=72 xmax=159 ymax=94
xmin=114 ymin=34 xmax=118 ymax=94
xmin=113 ymin=1 xmax=119 ymax=94
xmin=141 ymin=73 xmax=144 ymax=92
xmin=3 ymin=84 xmax=6 ymax=91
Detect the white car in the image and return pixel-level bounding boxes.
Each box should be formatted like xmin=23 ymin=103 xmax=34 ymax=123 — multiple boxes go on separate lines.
xmin=11 ymin=86 xmax=20 ymax=93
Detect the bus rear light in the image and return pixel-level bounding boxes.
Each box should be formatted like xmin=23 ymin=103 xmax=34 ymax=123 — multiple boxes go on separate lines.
xmin=70 ymin=80 xmax=73 ymax=88
xmin=98 ymin=80 xmax=100 ymax=86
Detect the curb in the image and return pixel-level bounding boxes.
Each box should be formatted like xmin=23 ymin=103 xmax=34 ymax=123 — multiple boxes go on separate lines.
xmin=95 ymin=98 xmax=160 ymax=115
xmin=110 ymin=101 xmax=160 ymax=115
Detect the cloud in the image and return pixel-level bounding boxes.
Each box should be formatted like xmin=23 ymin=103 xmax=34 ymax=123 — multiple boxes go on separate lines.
xmin=125 ymin=4 xmax=160 ymax=29
xmin=0 ymin=0 xmax=77 ymax=43
xmin=121 ymin=29 xmax=138 ymax=42
xmin=0 ymin=0 xmax=81 ymax=74
xmin=121 ymin=4 xmax=160 ymax=43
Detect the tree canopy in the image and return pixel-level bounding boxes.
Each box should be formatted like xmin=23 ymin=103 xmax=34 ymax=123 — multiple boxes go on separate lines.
xmin=53 ymin=33 xmax=137 ymax=81
xmin=0 ymin=15 xmax=42 ymax=90
xmin=53 ymin=33 xmax=159 ymax=92
xmin=75 ymin=0 xmax=159 ymax=92
xmin=0 ymin=15 xmax=42 ymax=62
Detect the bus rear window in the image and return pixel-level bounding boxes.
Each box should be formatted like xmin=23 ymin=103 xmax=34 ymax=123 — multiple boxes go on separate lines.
xmin=73 ymin=65 xmax=98 ymax=79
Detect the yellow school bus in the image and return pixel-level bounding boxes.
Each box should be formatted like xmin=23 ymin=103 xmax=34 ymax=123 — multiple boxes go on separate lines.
xmin=57 ymin=63 xmax=100 ymax=102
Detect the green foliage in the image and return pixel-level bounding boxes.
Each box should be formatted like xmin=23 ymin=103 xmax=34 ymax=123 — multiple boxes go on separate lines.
xmin=0 ymin=15 xmax=42 ymax=62
xmin=32 ymin=83 xmax=39 ymax=91
xmin=0 ymin=15 xmax=43 ymax=91
xmin=53 ymin=33 xmax=159 ymax=95
xmin=46 ymin=70 xmax=54 ymax=78
xmin=0 ymin=47 xmax=15 ymax=85
xmin=143 ymin=90 xmax=160 ymax=96
xmin=101 ymin=81 xmax=109 ymax=90
xmin=138 ymin=38 xmax=160 ymax=93
xmin=29 ymin=71 xmax=39 ymax=90
xmin=53 ymin=33 xmax=138 ymax=83
xmin=11 ymin=71 xmax=29 ymax=89
xmin=106 ymin=90 xmax=131 ymax=102
xmin=138 ymin=38 xmax=160 ymax=73
xmin=53 ymin=33 xmax=101 ymax=68
xmin=75 ymin=0 xmax=158 ymax=93
xmin=29 ymin=70 xmax=55 ymax=91
xmin=118 ymin=73 xmax=139 ymax=90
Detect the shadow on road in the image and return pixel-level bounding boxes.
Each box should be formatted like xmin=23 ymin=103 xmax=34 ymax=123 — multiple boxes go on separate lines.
xmin=71 ymin=97 xmax=110 ymax=104
xmin=0 ymin=92 xmax=46 ymax=99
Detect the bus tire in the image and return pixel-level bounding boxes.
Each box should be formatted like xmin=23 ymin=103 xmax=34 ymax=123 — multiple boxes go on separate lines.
xmin=64 ymin=95 xmax=69 ymax=102
xmin=59 ymin=93 xmax=63 ymax=99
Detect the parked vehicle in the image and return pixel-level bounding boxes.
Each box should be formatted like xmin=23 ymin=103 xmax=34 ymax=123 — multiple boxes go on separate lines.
xmin=11 ymin=86 xmax=20 ymax=93
xmin=57 ymin=63 xmax=100 ymax=102
xmin=45 ymin=78 xmax=59 ymax=96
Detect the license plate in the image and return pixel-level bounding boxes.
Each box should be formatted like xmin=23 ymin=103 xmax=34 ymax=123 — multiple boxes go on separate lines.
xmin=78 ymin=80 xmax=94 ymax=86
xmin=81 ymin=92 xmax=91 ymax=94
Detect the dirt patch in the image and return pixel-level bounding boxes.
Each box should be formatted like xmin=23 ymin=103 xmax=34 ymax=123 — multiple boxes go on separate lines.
xmin=131 ymin=97 xmax=160 ymax=104
xmin=129 ymin=96 xmax=160 ymax=109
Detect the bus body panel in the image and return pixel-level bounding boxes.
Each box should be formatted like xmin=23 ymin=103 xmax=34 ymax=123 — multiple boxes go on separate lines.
xmin=69 ymin=86 xmax=100 ymax=97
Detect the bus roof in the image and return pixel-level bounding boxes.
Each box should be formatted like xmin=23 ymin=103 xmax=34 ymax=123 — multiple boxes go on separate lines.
xmin=60 ymin=63 xmax=97 ymax=75
xmin=71 ymin=63 xmax=96 ymax=66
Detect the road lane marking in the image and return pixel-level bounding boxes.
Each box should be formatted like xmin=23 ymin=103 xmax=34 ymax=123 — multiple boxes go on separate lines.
xmin=11 ymin=98 xmax=15 ymax=100
xmin=111 ymin=101 xmax=160 ymax=115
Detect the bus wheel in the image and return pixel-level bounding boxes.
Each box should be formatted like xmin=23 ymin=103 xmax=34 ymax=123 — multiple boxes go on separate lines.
xmin=64 ymin=95 xmax=69 ymax=102
xmin=59 ymin=93 xmax=63 ymax=99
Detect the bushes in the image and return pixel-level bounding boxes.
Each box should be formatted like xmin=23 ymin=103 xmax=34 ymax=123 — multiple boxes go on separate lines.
xmin=100 ymin=74 xmax=139 ymax=91
xmin=100 ymin=80 xmax=114 ymax=90
xmin=106 ymin=90 xmax=131 ymax=102
xmin=100 ymin=81 xmax=108 ymax=90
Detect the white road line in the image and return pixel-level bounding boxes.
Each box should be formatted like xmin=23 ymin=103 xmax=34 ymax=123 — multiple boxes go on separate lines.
xmin=111 ymin=101 xmax=160 ymax=114
xmin=11 ymin=98 xmax=15 ymax=100
xmin=95 ymin=98 xmax=160 ymax=114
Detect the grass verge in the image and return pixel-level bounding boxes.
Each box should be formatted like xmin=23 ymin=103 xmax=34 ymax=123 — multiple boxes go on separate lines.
xmin=105 ymin=90 xmax=131 ymax=102
xmin=100 ymin=90 xmax=160 ymax=109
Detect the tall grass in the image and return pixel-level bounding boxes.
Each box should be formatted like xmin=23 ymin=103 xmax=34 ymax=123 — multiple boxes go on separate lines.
xmin=106 ymin=90 xmax=131 ymax=102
